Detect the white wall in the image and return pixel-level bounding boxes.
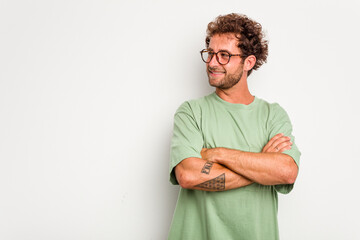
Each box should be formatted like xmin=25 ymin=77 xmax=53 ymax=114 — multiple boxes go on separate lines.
xmin=1 ymin=0 xmax=360 ymax=239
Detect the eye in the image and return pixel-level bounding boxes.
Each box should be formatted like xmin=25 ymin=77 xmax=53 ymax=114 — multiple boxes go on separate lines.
xmin=219 ymin=52 xmax=230 ymax=59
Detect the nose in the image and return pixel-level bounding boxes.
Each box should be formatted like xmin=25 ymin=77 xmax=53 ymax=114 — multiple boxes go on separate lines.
xmin=208 ymin=54 xmax=220 ymax=68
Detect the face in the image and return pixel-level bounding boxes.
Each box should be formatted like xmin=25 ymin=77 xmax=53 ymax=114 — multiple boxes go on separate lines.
xmin=206 ymin=34 xmax=244 ymax=89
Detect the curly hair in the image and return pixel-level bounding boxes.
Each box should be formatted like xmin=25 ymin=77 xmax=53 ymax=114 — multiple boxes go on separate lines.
xmin=206 ymin=13 xmax=268 ymax=76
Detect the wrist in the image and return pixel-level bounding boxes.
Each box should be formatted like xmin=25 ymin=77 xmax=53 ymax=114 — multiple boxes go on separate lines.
xmin=219 ymin=148 xmax=243 ymax=165
xmin=215 ymin=147 xmax=228 ymax=164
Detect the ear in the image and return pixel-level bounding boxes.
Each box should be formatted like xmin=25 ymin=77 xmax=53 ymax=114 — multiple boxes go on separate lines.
xmin=243 ymin=55 xmax=256 ymax=71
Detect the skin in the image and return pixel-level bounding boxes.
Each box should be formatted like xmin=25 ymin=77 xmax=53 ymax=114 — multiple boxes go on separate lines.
xmin=175 ymin=157 xmax=253 ymax=191
xmin=207 ymin=33 xmax=257 ymax=104
xmin=175 ymin=33 xmax=298 ymax=191
xmin=201 ymin=134 xmax=297 ymax=186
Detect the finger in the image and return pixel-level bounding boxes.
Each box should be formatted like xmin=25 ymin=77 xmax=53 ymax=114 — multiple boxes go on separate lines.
xmin=271 ymin=136 xmax=291 ymax=150
xmin=272 ymin=144 xmax=284 ymax=153
xmin=263 ymin=133 xmax=286 ymax=152
xmin=275 ymin=141 xmax=292 ymax=153
xmin=265 ymin=136 xmax=291 ymax=153
xmin=278 ymin=145 xmax=292 ymax=153
xmin=262 ymin=133 xmax=284 ymax=152
xmin=271 ymin=138 xmax=291 ymax=153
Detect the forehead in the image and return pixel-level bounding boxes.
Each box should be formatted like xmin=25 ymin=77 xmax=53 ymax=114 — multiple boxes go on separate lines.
xmin=208 ymin=33 xmax=239 ymax=52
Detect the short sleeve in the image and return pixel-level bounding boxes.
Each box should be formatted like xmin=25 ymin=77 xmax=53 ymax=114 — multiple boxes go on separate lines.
xmin=169 ymin=102 xmax=204 ymax=185
xmin=268 ymin=103 xmax=301 ymax=194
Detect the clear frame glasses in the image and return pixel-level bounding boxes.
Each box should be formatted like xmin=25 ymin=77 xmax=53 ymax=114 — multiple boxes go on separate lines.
xmin=200 ymin=49 xmax=244 ymax=65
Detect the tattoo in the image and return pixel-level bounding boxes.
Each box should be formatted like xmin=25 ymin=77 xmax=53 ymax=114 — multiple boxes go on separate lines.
xmin=201 ymin=161 xmax=214 ymax=174
xmin=195 ymin=173 xmax=225 ymax=191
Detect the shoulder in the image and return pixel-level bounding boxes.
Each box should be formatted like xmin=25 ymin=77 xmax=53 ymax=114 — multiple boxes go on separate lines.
xmin=254 ymin=97 xmax=291 ymax=127
xmin=269 ymin=102 xmax=289 ymax=121
xmin=256 ymin=97 xmax=288 ymax=114
xmin=175 ymin=93 xmax=213 ymax=115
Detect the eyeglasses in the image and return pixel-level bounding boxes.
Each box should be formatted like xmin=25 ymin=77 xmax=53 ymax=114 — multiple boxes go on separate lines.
xmin=200 ymin=49 xmax=244 ymax=65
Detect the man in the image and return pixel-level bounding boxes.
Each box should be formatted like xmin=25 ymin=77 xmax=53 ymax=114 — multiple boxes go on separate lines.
xmin=168 ymin=13 xmax=301 ymax=240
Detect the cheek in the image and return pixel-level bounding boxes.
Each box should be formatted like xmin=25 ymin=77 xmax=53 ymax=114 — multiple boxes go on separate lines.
xmin=228 ymin=64 xmax=243 ymax=74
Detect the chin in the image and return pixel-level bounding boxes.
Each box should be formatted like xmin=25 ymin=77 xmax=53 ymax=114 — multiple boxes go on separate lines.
xmin=208 ymin=79 xmax=222 ymax=88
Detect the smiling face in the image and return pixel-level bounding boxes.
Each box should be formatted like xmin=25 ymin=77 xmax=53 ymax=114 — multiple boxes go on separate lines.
xmin=206 ymin=34 xmax=245 ymax=90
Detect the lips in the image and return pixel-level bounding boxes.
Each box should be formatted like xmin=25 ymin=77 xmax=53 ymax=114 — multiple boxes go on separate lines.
xmin=209 ymin=70 xmax=225 ymax=77
xmin=208 ymin=68 xmax=225 ymax=75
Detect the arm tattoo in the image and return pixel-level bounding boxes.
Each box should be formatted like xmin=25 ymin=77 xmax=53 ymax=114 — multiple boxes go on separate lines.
xmin=195 ymin=173 xmax=225 ymax=191
xmin=201 ymin=161 xmax=214 ymax=174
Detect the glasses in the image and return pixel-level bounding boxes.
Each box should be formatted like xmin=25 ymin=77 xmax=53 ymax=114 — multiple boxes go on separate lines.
xmin=200 ymin=49 xmax=244 ymax=65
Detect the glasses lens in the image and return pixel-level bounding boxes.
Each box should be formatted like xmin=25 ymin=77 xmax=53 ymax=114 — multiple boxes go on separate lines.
xmin=201 ymin=50 xmax=231 ymax=65
xmin=201 ymin=50 xmax=212 ymax=63
xmin=217 ymin=51 xmax=230 ymax=65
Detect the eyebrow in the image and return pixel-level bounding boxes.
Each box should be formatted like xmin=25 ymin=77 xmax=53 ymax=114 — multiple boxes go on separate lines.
xmin=207 ymin=47 xmax=231 ymax=53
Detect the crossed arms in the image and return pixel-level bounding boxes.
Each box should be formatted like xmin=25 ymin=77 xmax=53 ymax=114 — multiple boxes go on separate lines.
xmin=174 ymin=133 xmax=298 ymax=191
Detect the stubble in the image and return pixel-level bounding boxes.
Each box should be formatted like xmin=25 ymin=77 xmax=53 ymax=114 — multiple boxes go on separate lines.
xmin=207 ymin=67 xmax=243 ymax=90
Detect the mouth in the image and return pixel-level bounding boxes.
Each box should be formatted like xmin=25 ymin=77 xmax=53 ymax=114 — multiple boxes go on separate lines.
xmin=208 ymin=68 xmax=225 ymax=76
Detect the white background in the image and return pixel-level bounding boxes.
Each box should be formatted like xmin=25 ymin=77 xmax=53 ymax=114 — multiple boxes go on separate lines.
xmin=1 ymin=0 xmax=360 ymax=239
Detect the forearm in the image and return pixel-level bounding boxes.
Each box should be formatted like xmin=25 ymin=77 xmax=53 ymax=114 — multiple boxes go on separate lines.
xmin=175 ymin=157 xmax=253 ymax=191
xmin=211 ymin=148 xmax=298 ymax=185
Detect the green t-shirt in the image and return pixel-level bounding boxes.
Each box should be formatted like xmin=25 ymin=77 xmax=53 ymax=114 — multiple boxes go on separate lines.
xmin=168 ymin=92 xmax=301 ymax=240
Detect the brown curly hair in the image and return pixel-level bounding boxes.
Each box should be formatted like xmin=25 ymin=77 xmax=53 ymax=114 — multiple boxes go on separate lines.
xmin=206 ymin=13 xmax=268 ymax=76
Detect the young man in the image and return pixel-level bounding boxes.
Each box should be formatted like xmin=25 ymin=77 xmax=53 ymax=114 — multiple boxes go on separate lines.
xmin=168 ymin=13 xmax=301 ymax=240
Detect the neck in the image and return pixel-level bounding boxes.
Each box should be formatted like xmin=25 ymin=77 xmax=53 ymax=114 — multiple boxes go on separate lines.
xmin=215 ymin=76 xmax=254 ymax=105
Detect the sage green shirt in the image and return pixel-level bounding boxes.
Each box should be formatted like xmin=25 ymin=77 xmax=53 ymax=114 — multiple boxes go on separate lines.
xmin=168 ymin=92 xmax=301 ymax=240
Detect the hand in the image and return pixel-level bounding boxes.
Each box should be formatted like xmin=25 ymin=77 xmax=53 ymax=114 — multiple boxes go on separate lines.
xmin=262 ymin=133 xmax=292 ymax=153
xmin=201 ymin=148 xmax=220 ymax=163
